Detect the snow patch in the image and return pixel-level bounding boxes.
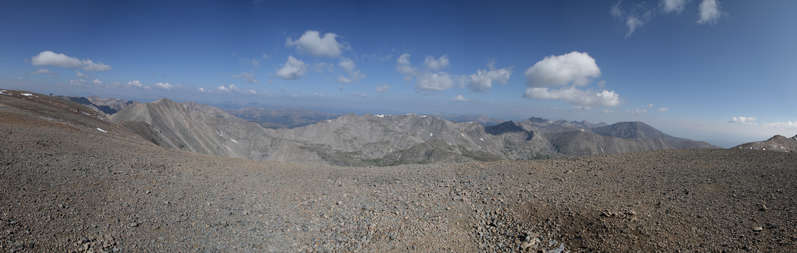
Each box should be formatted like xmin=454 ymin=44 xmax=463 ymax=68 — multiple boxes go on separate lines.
xmin=0 ymin=90 xmax=6 ymax=95
xmin=375 ymin=113 xmax=385 ymax=118
xmin=231 ymin=139 xmax=239 ymax=144
xmin=21 ymin=93 xmax=33 ymax=97
xmin=96 ymin=128 xmax=107 ymax=133
xmin=429 ymin=133 xmax=434 ymax=137
xmin=479 ymin=138 xmax=484 ymax=142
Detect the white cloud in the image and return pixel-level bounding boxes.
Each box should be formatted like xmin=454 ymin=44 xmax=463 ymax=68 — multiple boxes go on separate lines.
xmin=337 ymin=58 xmax=365 ymax=83
xmin=396 ymin=53 xmax=417 ymax=79
xmin=127 ymin=80 xmax=144 ymax=88
xmin=198 ymin=87 xmax=207 ymax=93
xmin=276 ymin=56 xmax=307 ymax=80
xmin=375 ymin=84 xmax=390 ymax=93
xmin=416 ymin=72 xmax=454 ymax=91
xmin=610 ymin=2 xmax=653 ymax=38
xmin=92 ymin=79 xmax=102 ymax=85
xmin=424 ymin=55 xmax=449 ymax=70
xmin=610 ymin=1 xmax=624 ymax=17
xmin=658 ymin=107 xmax=670 ymax=112
xmin=661 ymin=0 xmax=688 ymax=13
xmin=466 ymin=65 xmax=511 ymax=92
xmin=767 ymin=121 xmax=797 ymax=128
xmin=31 ymin=51 xmax=111 ymax=71
xmin=154 ymin=82 xmax=173 ymax=89
xmin=397 ymin=53 xmax=412 ymax=65
xmin=33 ymin=69 xmax=51 ymax=74
xmin=247 ymin=89 xmax=257 ymax=95
xmin=81 ymin=59 xmax=111 ymax=71
xmin=336 ymin=76 xmax=352 ymax=84
xmin=233 ymin=72 xmax=257 ymax=84
xmin=217 ymin=84 xmax=238 ymax=92
xmin=69 ymin=79 xmax=86 ymax=85
xmin=454 ymin=94 xmax=469 ymax=102
xmin=730 ymin=116 xmax=756 ymax=125
xmin=76 ymin=71 xmax=86 ymax=78
xmin=697 ymin=0 xmax=721 ymax=24
xmin=525 ymin=87 xmax=620 ymax=107
xmin=525 ymin=51 xmax=601 ymax=87
xmin=625 ymin=16 xmax=645 ymax=37
xmin=286 ymin=30 xmax=345 ymax=58
xmin=250 ymin=58 xmax=260 ymax=67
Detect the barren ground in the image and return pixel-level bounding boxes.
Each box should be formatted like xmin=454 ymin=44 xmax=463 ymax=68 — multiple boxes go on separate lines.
xmin=1 ymin=93 xmax=795 ymax=252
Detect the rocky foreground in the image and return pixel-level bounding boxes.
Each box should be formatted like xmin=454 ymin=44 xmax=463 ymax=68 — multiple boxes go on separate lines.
xmin=1 ymin=91 xmax=796 ymax=252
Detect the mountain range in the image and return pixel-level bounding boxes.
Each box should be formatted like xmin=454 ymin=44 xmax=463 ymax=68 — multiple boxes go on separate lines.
xmin=733 ymin=134 xmax=797 ymax=152
xmin=104 ymin=97 xmax=714 ymax=166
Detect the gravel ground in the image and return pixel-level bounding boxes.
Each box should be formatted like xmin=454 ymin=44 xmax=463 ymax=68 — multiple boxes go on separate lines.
xmin=1 ymin=92 xmax=796 ymax=252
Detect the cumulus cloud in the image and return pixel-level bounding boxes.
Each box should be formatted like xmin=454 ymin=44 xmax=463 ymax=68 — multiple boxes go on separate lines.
xmin=466 ymin=64 xmax=511 ymax=92
xmin=127 ymin=80 xmax=144 ymax=88
xmin=337 ymin=58 xmax=365 ymax=83
xmin=31 ymin=51 xmax=111 ymax=71
xmin=92 ymin=79 xmax=102 ymax=85
xmin=424 ymin=55 xmax=449 ymax=70
xmin=395 ymin=53 xmax=456 ymax=92
xmin=76 ymin=71 xmax=86 ymax=78
xmin=525 ymin=87 xmax=620 ymax=107
xmin=217 ymin=84 xmax=238 ymax=92
xmin=276 ymin=56 xmax=307 ymax=80
xmin=658 ymin=107 xmax=670 ymax=112
xmin=375 ymin=84 xmax=390 ymax=93
xmin=417 ymin=72 xmax=454 ymax=91
xmin=525 ymin=51 xmax=601 ymax=87
xmin=396 ymin=53 xmax=417 ymax=79
xmin=453 ymin=94 xmax=469 ymax=102
xmin=697 ymin=0 xmax=721 ymax=24
xmin=286 ymin=30 xmax=345 ymax=58
xmin=661 ymin=0 xmax=688 ymax=13
xmin=154 ymin=82 xmax=173 ymax=89
xmin=233 ymin=72 xmax=257 ymax=84
xmin=729 ymin=116 xmax=756 ymax=124
xmin=198 ymin=87 xmax=207 ymax=93
xmin=247 ymin=89 xmax=257 ymax=95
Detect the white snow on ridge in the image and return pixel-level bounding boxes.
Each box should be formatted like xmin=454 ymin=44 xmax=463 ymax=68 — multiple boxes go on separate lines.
xmin=21 ymin=93 xmax=33 ymax=97
xmin=96 ymin=128 xmax=107 ymax=133
xmin=0 ymin=90 xmax=6 ymax=95
xmin=375 ymin=113 xmax=385 ymax=118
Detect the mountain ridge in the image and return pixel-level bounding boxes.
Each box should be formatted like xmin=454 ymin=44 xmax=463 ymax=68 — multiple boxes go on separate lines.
xmin=109 ymin=98 xmax=715 ymax=165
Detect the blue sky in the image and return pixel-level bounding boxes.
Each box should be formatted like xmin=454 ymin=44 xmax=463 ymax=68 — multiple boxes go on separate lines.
xmin=1 ymin=0 xmax=796 ymax=147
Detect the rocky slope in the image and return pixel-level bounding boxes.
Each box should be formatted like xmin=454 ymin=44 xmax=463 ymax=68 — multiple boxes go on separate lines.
xmin=734 ymin=135 xmax=797 ymax=152
xmin=110 ymin=98 xmax=714 ymax=165
xmin=1 ymin=89 xmax=795 ymax=252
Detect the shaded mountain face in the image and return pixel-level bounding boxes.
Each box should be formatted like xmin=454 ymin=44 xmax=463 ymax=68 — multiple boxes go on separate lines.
xmin=733 ymin=135 xmax=797 ymax=152
xmin=108 ymin=98 xmax=713 ymax=166
xmin=61 ymin=96 xmax=133 ymax=115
